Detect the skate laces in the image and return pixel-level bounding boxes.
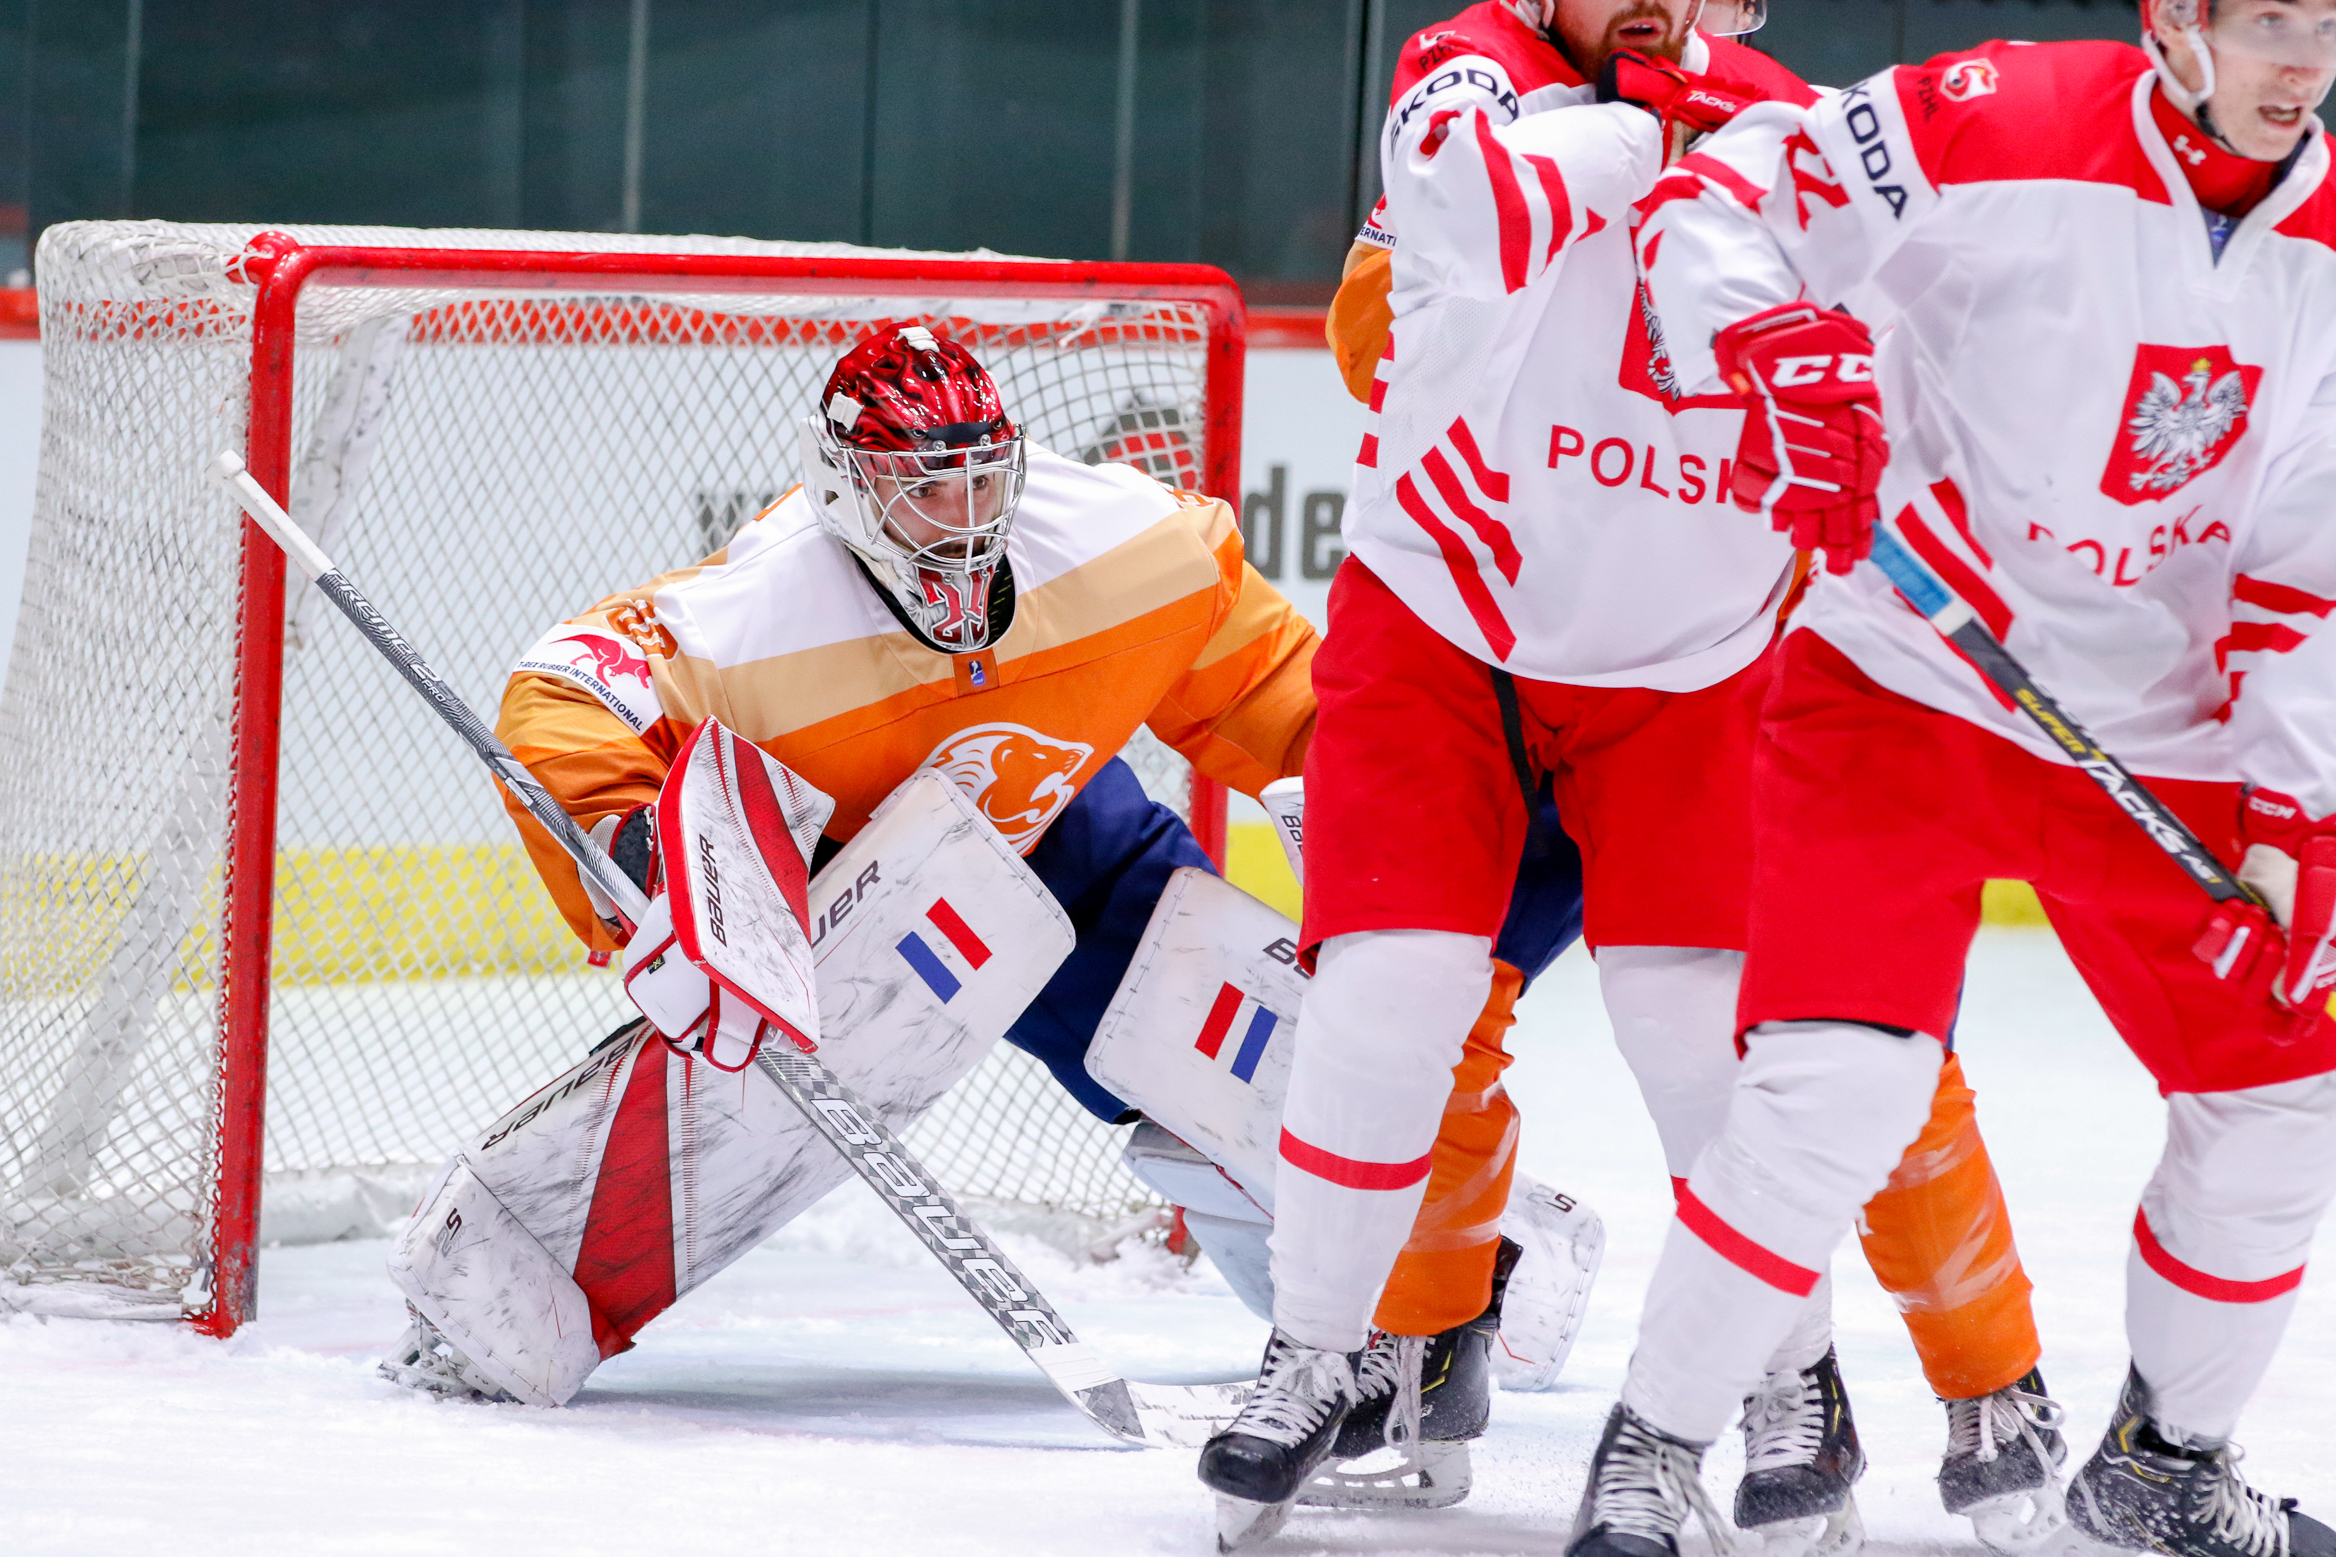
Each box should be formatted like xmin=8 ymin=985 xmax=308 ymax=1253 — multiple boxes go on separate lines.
xmin=1600 ymin=1412 xmax=1737 ymax=1554
xmin=1741 ymin=1366 xmax=1825 ymax=1472
xmin=1949 ymin=1382 xmax=2066 ymax=1466
xmin=2196 ymin=1447 xmax=2291 ymax=1557
xmin=1230 ymin=1336 xmax=1357 ymax=1449
xmin=1348 ymin=1330 xmax=1427 ymax=1452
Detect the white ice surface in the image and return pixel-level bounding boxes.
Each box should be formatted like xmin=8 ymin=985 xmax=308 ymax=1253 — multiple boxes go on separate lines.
xmin=6 ymin=929 xmax=2334 ymax=1555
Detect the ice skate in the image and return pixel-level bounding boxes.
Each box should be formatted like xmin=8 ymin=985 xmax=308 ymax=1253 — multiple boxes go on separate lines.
xmin=1198 ymin=1331 xmax=1358 ymax=1551
xmin=1735 ymin=1348 xmax=1865 ymax=1557
xmin=1300 ymin=1236 xmax=1519 ymax=1510
xmin=2069 ymin=1368 xmax=2336 ymax=1557
xmin=375 ymin=1304 xmax=515 ymax=1403
xmin=1567 ymin=1402 xmax=1728 ymax=1557
xmin=1941 ymin=1368 xmax=2069 ymax=1553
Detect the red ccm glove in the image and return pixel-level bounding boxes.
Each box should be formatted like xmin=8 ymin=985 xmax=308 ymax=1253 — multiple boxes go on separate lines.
xmin=1713 ymin=303 xmax=1887 ymax=575
xmin=1595 ymin=49 xmax=1755 ymax=148
xmin=2193 ymin=787 xmax=2336 ymax=1031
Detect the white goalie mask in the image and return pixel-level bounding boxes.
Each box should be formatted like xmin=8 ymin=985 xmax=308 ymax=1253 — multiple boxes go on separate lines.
xmin=800 ymin=326 xmax=1028 ymax=653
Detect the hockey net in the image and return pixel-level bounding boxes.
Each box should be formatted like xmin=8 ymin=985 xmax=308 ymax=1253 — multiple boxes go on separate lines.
xmin=0 ymin=221 xmax=1240 ymax=1328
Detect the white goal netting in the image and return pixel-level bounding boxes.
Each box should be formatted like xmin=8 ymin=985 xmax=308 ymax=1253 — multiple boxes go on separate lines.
xmin=1 ymin=221 xmax=1217 ymax=1321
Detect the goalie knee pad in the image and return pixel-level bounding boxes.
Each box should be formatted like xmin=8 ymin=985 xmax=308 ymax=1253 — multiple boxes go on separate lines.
xmin=388 ymin=769 xmax=1073 ymax=1405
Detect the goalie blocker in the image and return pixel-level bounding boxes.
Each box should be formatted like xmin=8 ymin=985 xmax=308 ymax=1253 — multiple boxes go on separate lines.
xmin=387 ymin=758 xmax=1074 ymax=1406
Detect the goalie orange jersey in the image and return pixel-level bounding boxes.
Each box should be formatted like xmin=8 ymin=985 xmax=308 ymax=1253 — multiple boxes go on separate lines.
xmin=497 ymin=445 xmax=1318 ymax=953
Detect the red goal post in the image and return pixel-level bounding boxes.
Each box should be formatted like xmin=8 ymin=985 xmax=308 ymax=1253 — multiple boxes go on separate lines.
xmin=5 ymin=225 xmax=1241 ymax=1337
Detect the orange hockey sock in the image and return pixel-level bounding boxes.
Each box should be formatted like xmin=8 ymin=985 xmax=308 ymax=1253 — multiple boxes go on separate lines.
xmin=1370 ymin=960 xmax=1525 ymax=1336
xmin=1857 ymin=1052 xmax=2040 ymax=1400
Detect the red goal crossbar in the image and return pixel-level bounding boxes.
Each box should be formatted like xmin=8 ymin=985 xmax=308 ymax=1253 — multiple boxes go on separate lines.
xmin=201 ymin=234 xmax=1245 ymax=1335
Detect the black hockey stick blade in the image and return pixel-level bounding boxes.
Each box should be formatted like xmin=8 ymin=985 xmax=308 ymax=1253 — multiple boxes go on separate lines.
xmin=208 ymin=450 xmax=1248 ymax=1449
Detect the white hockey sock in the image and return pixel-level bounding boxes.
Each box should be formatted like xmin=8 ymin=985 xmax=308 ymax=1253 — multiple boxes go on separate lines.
xmin=2126 ymin=1070 xmax=2336 ymax=1444
xmin=1623 ymin=1021 xmax=1941 ymax=1442
xmin=1600 ymin=945 xmax=1747 ymax=1182
xmin=1269 ymin=929 xmax=1490 ymax=1352
xmin=1600 ymin=946 xmax=1836 ymax=1379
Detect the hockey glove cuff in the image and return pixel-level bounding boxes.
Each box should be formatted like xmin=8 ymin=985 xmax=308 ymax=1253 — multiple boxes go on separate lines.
xmin=2230 ymin=788 xmax=2336 ymax=1020
xmin=582 ymin=805 xmax=659 ymax=939
xmin=1713 ymin=303 xmax=1887 ymax=576
xmin=1595 ymin=49 xmax=1755 ymax=148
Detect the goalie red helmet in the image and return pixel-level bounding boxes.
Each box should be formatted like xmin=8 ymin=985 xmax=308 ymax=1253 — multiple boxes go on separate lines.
xmin=802 ymin=326 xmax=1027 ymax=653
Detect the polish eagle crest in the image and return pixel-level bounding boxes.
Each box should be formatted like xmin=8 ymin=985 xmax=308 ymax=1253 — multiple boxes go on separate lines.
xmin=2098 ymin=345 xmax=2261 ymax=506
xmin=2125 ymin=358 xmax=2250 ymax=493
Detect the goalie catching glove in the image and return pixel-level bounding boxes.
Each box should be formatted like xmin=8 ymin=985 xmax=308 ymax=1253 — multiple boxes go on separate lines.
xmin=1713 ymin=302 xmax=1887 ymax=576
xmin=2194 ymin=787 xmax=2336 ymax=1028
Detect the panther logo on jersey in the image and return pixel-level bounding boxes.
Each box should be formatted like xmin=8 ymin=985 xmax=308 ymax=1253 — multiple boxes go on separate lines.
xmin=2099 ymin=344 xmax=2261 ymax=506
xmin=919 ymin=724 xmax=1096 ymax=852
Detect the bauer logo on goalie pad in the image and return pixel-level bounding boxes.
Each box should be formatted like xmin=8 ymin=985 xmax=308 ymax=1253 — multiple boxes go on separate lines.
xmin=659 ymin=718 xmax=834 ymax=1050
xmin=513 ymin=626 xmax=665 ymax=735
xmin=1087 ymin=868 xmax=1307 ymax=1205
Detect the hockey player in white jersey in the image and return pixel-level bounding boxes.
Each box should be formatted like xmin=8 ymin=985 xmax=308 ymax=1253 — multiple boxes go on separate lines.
xmin=1581 ymin=6 xmax=2336 ymax=1555
xmin=1195 ymin=0 xmax=1980 ymax=1549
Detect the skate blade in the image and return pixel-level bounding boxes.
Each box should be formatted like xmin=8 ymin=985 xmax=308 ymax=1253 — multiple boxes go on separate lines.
xmin=1298 ymin=1439 xmax=1472 ymax=1510
xmin=1965 ymin=1488 xmax=2078 ymax=1557
xmin=1748 ymin=1494 xmax=1865 ymax=1557
xmin=1216 ymin=1492 xmax=1296 ymax=1552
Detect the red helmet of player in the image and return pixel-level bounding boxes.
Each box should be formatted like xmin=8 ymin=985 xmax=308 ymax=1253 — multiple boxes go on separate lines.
xmin=802 ymin=325 xmax=1026 ymax=652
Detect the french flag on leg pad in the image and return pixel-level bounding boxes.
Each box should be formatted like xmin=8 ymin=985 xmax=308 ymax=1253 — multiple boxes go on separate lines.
xmin=895 ymin=897 xmax=993 ymax=1003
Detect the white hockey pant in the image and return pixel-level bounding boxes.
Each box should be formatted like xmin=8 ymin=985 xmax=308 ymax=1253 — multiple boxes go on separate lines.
xmin=2127 ymin=1070 xmax=2336 ymax=1445
xmin=1269 ymin=929 xmax=1489 ymax=1351
xmin=1601 ymin=946 xmax=1834 ymax=1378
xmin=1624 ymin=1020 xmax=1943 ymax=1443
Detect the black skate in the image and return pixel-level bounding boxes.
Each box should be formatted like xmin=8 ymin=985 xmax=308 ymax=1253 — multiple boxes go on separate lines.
xmin=1302 ymin=1236 xmax=1522 ymax=1511
xmin=1198 ymin=1331 xmax=1358 ymax=1551
xmin=1940 ymin=1368 xmax=2069 ymax=1553
xmin=1567 ymin=1402 xmax=1725 ymax=1557
xmin=1735 ymin=1347 xmax=1866 ymax=1557
xmin=2070 ymin=1367 xmax=2336 ymax=1557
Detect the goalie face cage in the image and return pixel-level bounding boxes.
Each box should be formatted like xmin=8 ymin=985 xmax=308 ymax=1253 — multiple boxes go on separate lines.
xmin=2 ymin=223 xmax=1238 ymax=1335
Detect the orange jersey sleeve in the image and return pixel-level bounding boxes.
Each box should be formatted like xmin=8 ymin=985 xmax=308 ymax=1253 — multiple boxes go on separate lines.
xmin=1327 ymin=242 xmax=1395 ymax=405
xmin=1145 ymin=502 xmax=1319 ymax=798
xmin=495 ymin=652 xmax=680 ymax=953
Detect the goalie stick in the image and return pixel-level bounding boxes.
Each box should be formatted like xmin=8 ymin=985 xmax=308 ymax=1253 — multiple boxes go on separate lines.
xmin=207 ymin=450 xmax=1248 ymax=1449
xmin=1867 ymin=518 xmax=2263 ymax=909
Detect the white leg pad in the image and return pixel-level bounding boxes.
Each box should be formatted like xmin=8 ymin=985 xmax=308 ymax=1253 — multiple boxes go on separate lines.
xmin=388 ymin=1157 xmax=603 ymax=1407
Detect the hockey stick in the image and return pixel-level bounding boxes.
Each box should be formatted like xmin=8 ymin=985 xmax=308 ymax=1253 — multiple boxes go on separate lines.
xmin=1867 ymin=519 xmax=2263 ymax=908
xmin=208 ymin=450 xmax=1247 ymax=1449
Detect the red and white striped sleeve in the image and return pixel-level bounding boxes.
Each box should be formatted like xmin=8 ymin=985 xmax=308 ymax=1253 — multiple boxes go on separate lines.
xmin=2224 ymin=376 xmax=2336 ymax=815
xmin=1380 ymin=54 xmax=1659 ymax=309
xmin=1638 ymin=72 xmax=1937 ymax=395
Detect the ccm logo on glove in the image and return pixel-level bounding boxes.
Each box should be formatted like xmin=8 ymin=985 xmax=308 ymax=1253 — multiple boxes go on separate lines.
xmin=1764 ymin=353 xmax=1875 ymax=389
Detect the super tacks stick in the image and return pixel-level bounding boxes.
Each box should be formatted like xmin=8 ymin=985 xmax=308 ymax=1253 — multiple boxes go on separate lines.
xmin=1867 ymin=518 xmax=2263 ymax=907
xmin=208 ymin=451 xmax=1246 ymax=1448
